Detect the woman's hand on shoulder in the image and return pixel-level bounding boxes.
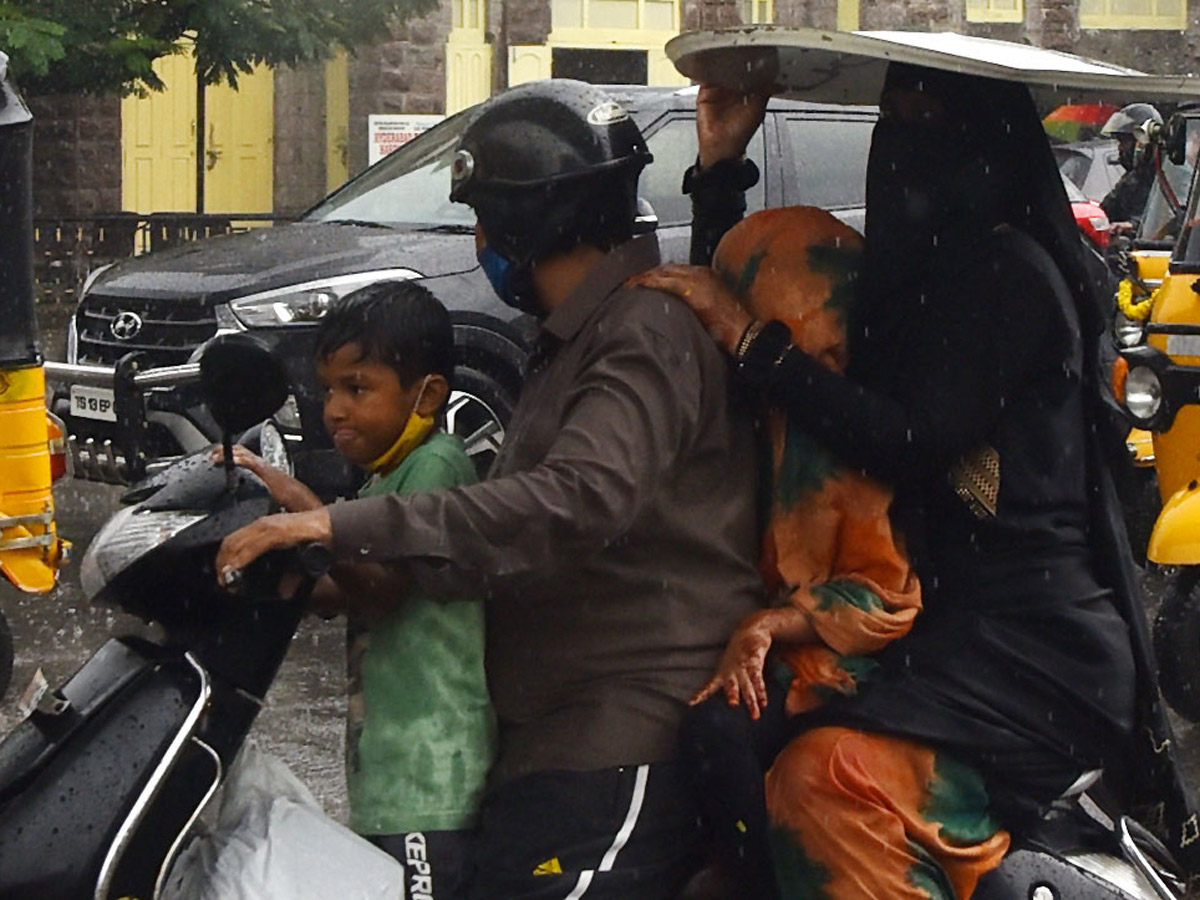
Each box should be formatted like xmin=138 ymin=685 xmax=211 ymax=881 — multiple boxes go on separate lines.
xmin=631 ymin=265 xmax=753 ymax=356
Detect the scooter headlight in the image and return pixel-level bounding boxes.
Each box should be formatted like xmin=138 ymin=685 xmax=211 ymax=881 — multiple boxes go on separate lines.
xmin=1114 ymin=314 xmax=1147 ymax=348
xmin=1124 ymin=366 xmax=1163 ymax=423
xmin=80 ymin=505 xmax=205 ymax=600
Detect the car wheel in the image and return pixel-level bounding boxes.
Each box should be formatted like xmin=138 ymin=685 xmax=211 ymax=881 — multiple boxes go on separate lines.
xmin=1154 ymin=567 xmax=1200 ymax=721
xmin=0 ymin=610 xmax=12 ymax=701
xmin=448 ymin=366 xmax=514 ymax=479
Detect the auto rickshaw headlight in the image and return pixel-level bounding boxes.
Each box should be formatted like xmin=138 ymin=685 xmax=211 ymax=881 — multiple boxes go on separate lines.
xmin=1114 ymin=314 xmax=1147 ymax=348
xmin=1125 ymin=366 xmax=1163 ymax=421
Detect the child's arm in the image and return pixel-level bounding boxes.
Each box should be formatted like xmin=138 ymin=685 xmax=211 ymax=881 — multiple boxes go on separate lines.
xmin=311 ymin=561 xmax=412 ymax=622
xmin=690 ymin=605 xmax=816 ymax=720
xmin=214 ymin=444 xmax=325 ymax=512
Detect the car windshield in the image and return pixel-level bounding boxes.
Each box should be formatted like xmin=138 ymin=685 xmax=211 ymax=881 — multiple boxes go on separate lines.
xmin=1171 ymin=151 xmax=1200 ymax=269
xmin=304 ymin=112 xmax=473 ymax=230
xmin=1141 ymin=118 xmax=1200 ymax=244
xmin=1061 ymin=172 xmax=1088 ymax=203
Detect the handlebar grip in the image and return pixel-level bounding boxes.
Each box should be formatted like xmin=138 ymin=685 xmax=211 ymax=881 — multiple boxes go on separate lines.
xmin=294 ymin=541 xmax=333 ymax=579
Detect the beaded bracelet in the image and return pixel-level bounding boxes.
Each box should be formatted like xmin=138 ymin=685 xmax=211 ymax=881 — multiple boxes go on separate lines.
xmin=734 ymin=320 xmax=767 ymax=363
xmin=734 ymin=319 xmax=793 ymax=391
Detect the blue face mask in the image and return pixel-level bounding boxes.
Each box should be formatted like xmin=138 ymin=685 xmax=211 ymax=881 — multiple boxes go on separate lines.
xmin=478 ymin=244 xmax=517 ymax=302
xmin=478 ymin=244 xmax=540 ymax=315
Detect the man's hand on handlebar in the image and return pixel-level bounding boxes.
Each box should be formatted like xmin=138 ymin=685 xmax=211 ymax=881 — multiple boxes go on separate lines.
xmin=216 ymin=508 xmax=333 ymax=590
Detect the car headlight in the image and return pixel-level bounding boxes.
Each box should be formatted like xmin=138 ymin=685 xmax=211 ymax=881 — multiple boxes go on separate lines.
xmin=80 ymin=505 xmax=206 ymax=600
xmin=228 ymin=269 xmax=423 ymax=327
xmin=1125 ymin=366 xmax=1163 ymax=422
xmin=1114 ymin=314 xmax=1147 ymax=348
xmin=80 ymin=262 xmax=114 ymax=298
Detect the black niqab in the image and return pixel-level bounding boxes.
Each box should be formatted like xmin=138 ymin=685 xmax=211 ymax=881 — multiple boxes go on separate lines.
xmin=859 ymin=64 xmax=1104 ymax=354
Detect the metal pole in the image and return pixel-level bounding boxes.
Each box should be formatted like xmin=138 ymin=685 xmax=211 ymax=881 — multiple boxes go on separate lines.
xmin=196 ymin=71 xmax=206 ymax=213
xmin=0 ymin=52 xmax=40 ymax=369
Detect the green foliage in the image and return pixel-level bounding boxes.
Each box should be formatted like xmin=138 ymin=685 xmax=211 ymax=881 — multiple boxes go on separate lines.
xmin=0 ymin=0 xmax=437 ymax=96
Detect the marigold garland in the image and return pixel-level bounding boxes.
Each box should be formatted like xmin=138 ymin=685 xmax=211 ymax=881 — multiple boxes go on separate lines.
xmin=1117 ymin=278 xmax=1158 ymax=322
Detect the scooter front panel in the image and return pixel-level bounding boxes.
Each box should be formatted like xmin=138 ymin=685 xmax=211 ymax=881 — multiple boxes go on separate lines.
xmin=0 ymin=655 xmax=202 ymax=900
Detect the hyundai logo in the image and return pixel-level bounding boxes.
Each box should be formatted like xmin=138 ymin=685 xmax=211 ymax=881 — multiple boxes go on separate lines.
xmin=110 ymin=311 xmax=143 ymax=341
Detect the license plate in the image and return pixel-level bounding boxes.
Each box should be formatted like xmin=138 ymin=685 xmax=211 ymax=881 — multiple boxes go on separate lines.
xmin=70 ymin=384 xmax=117 ymax=422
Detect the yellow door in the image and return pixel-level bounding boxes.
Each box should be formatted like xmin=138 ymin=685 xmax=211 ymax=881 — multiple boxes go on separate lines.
xmin=122 ymin=53 xmax=198 ymax=213
xmin=204 ymin=67 xmax=274 ymax=214
xmin=122 ymin=53 xmax=274 ymax=215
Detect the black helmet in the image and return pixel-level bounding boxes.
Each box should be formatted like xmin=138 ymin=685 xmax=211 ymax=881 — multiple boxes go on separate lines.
xmin=1103 ymin=103 xmax=1163 ymax=170
xmin=1101 ymin=102 xmax=1164 ymax=139
xmin=450 ymin=80 xmax=652 ymax=267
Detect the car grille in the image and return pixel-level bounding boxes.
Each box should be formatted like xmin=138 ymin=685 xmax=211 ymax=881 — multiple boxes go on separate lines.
xmin=75 ymin=294 xmax=217 ymax=366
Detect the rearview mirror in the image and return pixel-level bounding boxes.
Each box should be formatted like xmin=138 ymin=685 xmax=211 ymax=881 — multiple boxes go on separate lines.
xmin=1165 ymin=113 xmax=1189 ymax=166
xmin=198 ymin=334 xmax=290 ymax=434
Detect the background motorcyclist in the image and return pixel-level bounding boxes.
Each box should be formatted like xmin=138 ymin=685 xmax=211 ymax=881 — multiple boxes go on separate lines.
xmin=1100 ymin=102 xmax=1164 ymax=234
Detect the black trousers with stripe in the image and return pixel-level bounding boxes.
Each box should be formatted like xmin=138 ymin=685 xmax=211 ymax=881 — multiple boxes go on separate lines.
xmin=468 ymin=762 xmax=705 ymax=899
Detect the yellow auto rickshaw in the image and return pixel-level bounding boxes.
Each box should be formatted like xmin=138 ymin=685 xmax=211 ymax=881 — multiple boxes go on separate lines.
xmin=0 ymin=55 xmax=69 ymax=698
xmin=1113 ymin=102 xmax=1200 ymax=720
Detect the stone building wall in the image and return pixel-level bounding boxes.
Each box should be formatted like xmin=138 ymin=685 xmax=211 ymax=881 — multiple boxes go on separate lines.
xmin=27 ymin=94 xmax=122 ymax=217
xmin=347 ymin=4 xmax=454 ymax=177
xmin=273 ymin=64 xmax=328 ymax=217
xmin=859 ymin=0 xmax=961 ymax=30
xmin=682 ymin=0 xmax=742 ymax=31
xmin=1073 ymin=29 xmax=1191 ymax=75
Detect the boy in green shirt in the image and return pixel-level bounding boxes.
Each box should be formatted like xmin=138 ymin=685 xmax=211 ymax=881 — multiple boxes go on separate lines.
xmin=224 ymin=281 xmax=495 ymax=899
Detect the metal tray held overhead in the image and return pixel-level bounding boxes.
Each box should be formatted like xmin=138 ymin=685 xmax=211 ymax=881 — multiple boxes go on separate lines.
xmin=665 ymin=26 xmax=1200 ymax=106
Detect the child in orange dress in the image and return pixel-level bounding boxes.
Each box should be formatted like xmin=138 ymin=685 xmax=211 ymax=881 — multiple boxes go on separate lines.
xmin=691 ymin=205 xmax=921 ymax=721
xmin=684 ymin=209 xmax=1005 ymax=898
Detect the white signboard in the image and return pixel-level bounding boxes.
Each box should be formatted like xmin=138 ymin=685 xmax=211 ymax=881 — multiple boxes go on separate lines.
xmin=368 ymin=114 xmax=444 ymax=166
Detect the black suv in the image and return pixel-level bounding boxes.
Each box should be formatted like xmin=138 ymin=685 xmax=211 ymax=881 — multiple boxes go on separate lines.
xmin=51 ymin=85 xmax=876 ymax=496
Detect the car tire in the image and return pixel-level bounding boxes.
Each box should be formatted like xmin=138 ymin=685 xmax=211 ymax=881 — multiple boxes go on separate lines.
xmin=0 ymin=610 xmax=12 ymax=701
xmin=1154 ymin=567 xmax=1200 ymax=721
xmin=448 ymin=365 xmax=515 ymax=479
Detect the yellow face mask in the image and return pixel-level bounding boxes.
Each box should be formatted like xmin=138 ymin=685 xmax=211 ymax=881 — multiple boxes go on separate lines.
xmin=366 ymin=376 xmax=437 ymax=473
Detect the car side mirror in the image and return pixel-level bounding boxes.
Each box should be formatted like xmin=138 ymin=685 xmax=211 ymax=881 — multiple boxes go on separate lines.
xmin=1165 ymin=114 xmax=1189 ymax=166
xmin=634 ymin=197 xmax=658 ymax=235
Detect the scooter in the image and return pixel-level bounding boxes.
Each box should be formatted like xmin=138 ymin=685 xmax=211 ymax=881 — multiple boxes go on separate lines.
xmin=0 ymin=335 xmax=1187 ymax=900
xmin=0 ymin=332 xmax=330 ymax=899
xmin=0 ymin=245 xmax=1187 ymax=899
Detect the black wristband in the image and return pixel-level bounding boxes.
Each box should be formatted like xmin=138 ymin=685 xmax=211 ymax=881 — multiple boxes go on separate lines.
xmin=735 ymin=319 xmax=793 ymax=392
xmin=682 ymin=156 xmax=761 ymax=196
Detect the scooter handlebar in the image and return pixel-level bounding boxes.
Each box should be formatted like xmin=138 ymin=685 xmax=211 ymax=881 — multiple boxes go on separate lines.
xmin=221 ymin=541 xmax=332 ymax=599
xmin=293 ymin=541 xmax=332 ymax=579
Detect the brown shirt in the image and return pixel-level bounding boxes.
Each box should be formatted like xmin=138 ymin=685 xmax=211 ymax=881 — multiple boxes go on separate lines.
xmin=327 ymin=235 xmax=762 ymax=784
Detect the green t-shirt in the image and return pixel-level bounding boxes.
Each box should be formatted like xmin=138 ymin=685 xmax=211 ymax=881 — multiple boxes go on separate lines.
xmin=346 ymin=431 xmax=496 ymax=834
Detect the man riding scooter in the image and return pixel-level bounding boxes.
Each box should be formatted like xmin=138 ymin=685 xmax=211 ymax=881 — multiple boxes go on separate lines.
xmin=1102 ymin=102 xmax=1165 ymax=236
